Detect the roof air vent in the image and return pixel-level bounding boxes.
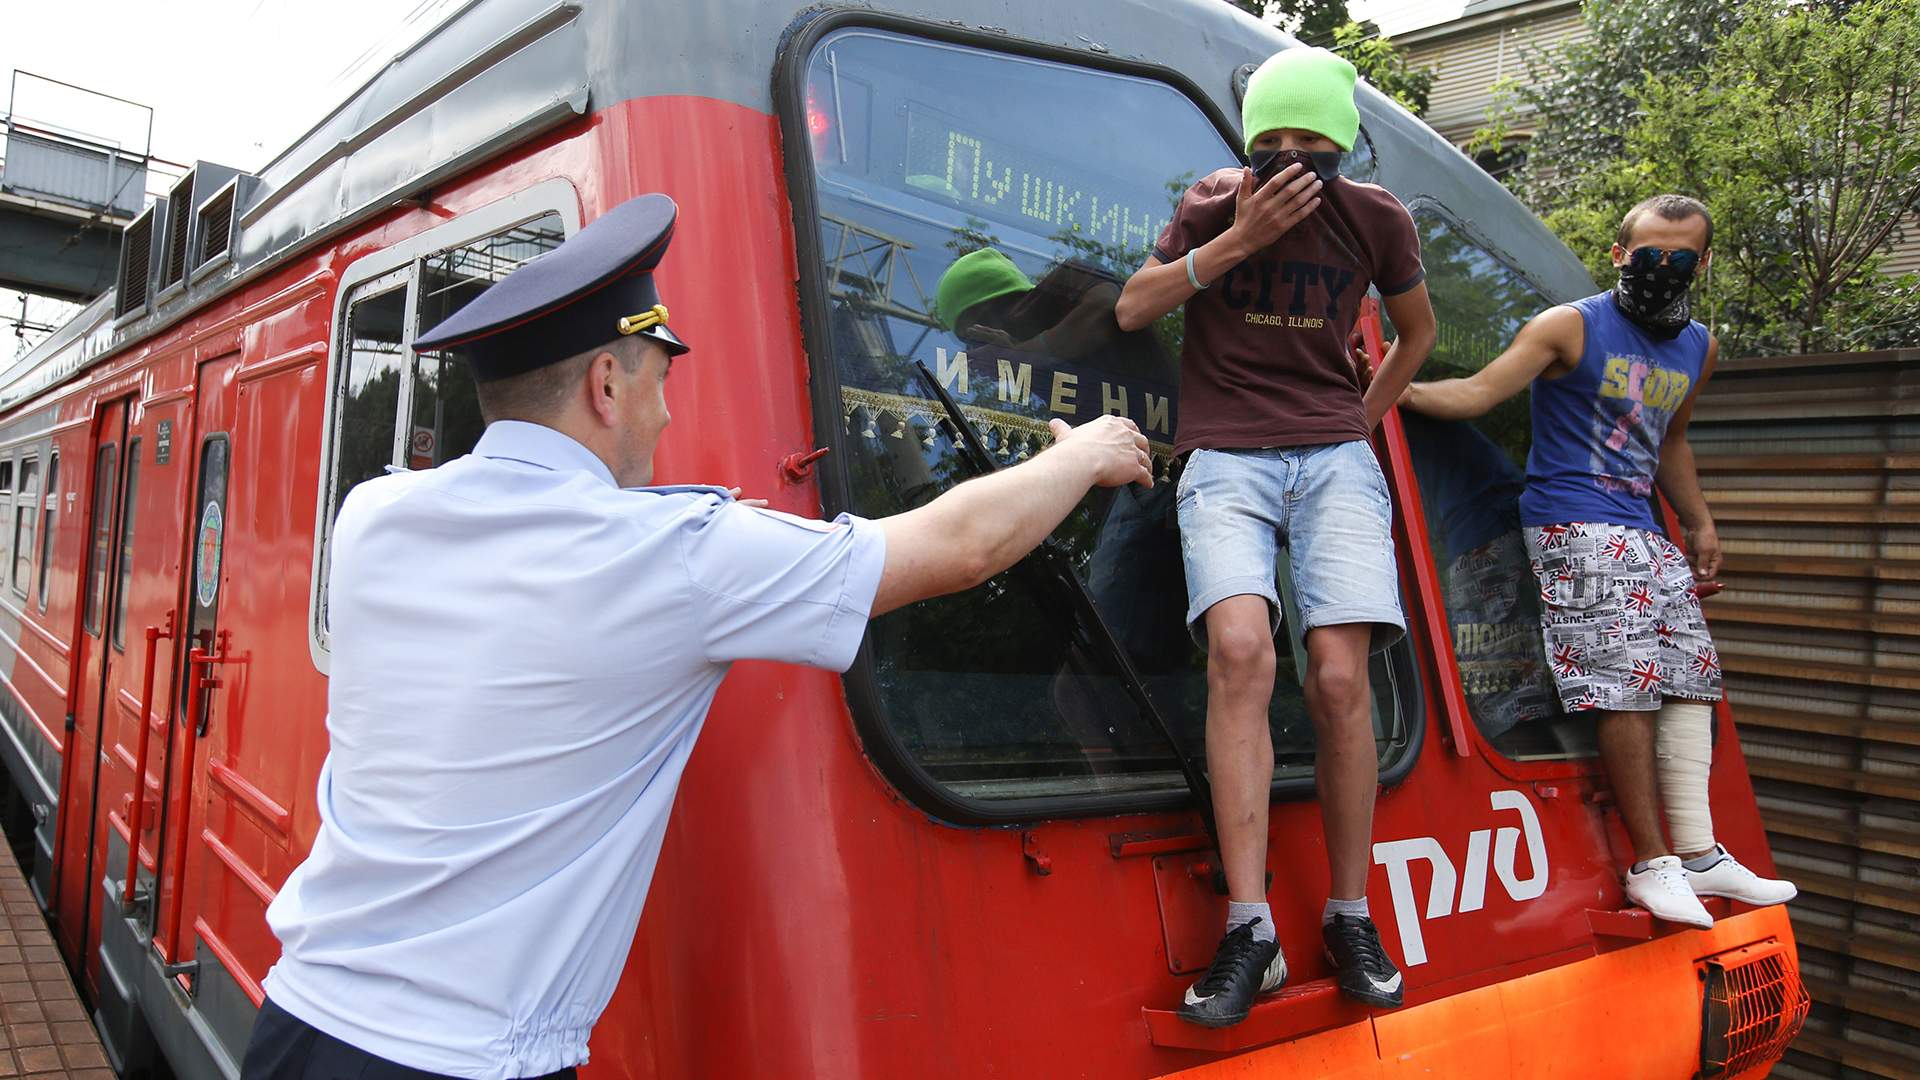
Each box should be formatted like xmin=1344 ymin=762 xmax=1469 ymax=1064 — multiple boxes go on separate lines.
xmin=161 ymin=171 xmax=196 ymax=292
xmin=194 ymin=177 xmax=251 ymax=274
xmin=115 ymin=202 xmax=162 ymax=319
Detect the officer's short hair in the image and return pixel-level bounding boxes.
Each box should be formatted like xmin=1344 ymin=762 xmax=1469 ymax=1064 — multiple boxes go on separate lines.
xmin=1618 ymin=195 xmax=1713 ymax=250
xmin=473 ymin=335 xmax=652 ymax=423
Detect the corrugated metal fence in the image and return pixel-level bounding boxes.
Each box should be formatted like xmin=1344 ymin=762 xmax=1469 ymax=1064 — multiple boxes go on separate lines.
xmin=1690 ymin=349 xmax=1919 ymax=1079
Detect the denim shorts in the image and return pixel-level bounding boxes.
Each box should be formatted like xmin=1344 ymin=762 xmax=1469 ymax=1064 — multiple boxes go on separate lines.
xmin=1175 ymin=442 xmax=1406 ymax=652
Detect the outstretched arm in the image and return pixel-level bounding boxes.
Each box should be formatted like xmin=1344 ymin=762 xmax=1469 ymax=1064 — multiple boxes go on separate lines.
xmin=1400 ymin=304 xmax=1584 ymax=420
xmin=1656 ymin=336 xmax=1722 ymax=580
xmin=872 ymin=415 xmax=1151 ymax=615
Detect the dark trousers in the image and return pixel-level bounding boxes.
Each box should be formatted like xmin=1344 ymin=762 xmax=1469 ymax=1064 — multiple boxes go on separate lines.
xmin=242 ymin=997 xmax=578 ymax=1080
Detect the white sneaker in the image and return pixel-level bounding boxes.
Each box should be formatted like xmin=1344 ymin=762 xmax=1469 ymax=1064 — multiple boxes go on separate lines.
xmin=1684 ymin=845 xmax=1798 ymax=907
xmin=1624 ymin=855 xmax=1715 ymax=928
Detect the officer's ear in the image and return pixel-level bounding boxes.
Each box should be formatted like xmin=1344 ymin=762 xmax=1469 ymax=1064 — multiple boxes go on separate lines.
xmin=586 ymin=348 xmax=624 ymax=427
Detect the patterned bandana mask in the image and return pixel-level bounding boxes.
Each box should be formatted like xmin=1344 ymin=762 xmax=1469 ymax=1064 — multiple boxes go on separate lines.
xmin=1613 ymin=260 xmax=1695 ymax=339
xmin=1250 ymin=147 xmax=1342 ymax=185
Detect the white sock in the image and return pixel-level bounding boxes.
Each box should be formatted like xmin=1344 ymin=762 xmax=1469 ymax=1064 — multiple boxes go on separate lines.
xmin=1656 ymin=700 xmax=1717 ymax=856
xmin=1227 ymin=901 xmax=1276 ymax=944
xmin=1323 ymin=896 xmax=1369 ymax=925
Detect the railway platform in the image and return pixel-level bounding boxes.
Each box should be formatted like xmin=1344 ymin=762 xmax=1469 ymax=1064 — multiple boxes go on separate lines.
xmin=0 ymin=846 xmax=113 ymax=1078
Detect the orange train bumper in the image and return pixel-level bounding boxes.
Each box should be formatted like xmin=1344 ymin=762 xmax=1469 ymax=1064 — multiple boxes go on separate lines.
xmin=1156 ymin=905 xmax=1803 ymax=1079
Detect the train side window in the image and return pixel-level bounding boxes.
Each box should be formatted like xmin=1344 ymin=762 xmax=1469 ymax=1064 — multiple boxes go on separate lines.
xmin=110 ymin=441 xmax=141 ymax=651
xmin=1391 ymin=207 xmax=1596 ymax=761
xmin=787 ymin=28 xmax=1422 ymax=815
xmin=412 ymin=214 xmax=564 ymax=467
xmin=12 ymin=457 xmax=37 ymax=596
xmin=38 ymin=452 xmax=57 ymax=612
xmin=83 ymin=445 xmax=116 ymax=637
xmin=328 ymin=275 xmax=410 ymax=527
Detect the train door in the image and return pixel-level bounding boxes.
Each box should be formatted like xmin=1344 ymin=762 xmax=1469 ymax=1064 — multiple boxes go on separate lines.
xmin=52 ymin=397 xmax=132 ymax=984
xmin=150 ymin=353 xmax=239 ymax=980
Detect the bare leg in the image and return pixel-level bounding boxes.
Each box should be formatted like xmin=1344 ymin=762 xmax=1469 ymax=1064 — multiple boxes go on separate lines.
xmin=1304 ymin=623 xmax=1378 ymax=899
xmin=1596 ymin=709 xmax=1668 ymax=863
xmin=1204 ymin=595 xmax=1278 ymax=903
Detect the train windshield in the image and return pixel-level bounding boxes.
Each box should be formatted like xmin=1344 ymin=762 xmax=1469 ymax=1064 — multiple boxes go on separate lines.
xmin=796 ymin=28 xmax=1420 ymax=807
xmin=1395 ymin=208 xmax=1596 ymax=761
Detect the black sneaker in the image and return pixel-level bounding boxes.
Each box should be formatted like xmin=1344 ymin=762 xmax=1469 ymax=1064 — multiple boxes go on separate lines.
xmin=1177 ymin=919 xmax=1288 ymax=1028
xmin=1322 ymin=914 xmax=1404 ymax=1008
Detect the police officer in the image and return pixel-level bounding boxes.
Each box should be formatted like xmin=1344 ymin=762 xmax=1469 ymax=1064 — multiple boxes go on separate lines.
xmin=241 ymin=194 xmax=1152 ymax=1079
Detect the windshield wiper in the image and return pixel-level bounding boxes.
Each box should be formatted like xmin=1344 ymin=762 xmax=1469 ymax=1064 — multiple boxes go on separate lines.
xmin=912 ymin=361 xmax=1218 ymax=849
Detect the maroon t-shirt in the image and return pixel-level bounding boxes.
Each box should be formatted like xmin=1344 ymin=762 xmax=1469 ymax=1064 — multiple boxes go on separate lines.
xmin=1152 ymin=168 xmax=1425 ymax=454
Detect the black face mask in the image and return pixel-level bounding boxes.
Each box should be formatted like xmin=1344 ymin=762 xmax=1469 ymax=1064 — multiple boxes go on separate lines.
xmin=1613 ymin=258 xmax=1697 ymax=338
xmin=1250 ymin=147 xmax=1342 ymax=185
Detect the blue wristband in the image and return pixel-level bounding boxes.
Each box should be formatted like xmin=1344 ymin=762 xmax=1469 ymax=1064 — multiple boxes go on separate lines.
xmin=1185 ymin=249 xmax=1208 ymax=291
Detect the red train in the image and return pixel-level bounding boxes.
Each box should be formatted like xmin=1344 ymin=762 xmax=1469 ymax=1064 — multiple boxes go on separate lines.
xmin=0 ymin=0 xmax=1808 ymax=1075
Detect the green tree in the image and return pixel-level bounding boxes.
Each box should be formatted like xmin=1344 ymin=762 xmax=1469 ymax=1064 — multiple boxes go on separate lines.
xmin=1628 ymin=0 xmax=1920 ymax=353
xmin=1481 ymin=0 xmax=1920 ymax=355
xmin=1497 ymin=0 xmax=1742 ymax=208
xmin=1227 ymin=0 xmax=1433 ymax=116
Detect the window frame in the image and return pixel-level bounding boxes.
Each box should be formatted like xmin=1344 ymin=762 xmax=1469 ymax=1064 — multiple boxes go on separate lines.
xmin=0 ymin=457 xmax=14 ymax=590
xmin=774 ymin=14 xmax=1426 ymax=827
xmin=308 ymin=179 xmax=581 ymax=673
xmin=1395 ymin=198 xmax=1604 ymax=784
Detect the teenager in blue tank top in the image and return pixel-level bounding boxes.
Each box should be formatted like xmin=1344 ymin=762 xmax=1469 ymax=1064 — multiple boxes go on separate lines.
xmin=1400 ymin=195 xmax=1794 ymax=929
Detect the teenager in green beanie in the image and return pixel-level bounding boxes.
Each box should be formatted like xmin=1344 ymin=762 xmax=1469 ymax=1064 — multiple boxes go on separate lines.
xmin=1115 ymin=44 xmax=1437 ymax=1027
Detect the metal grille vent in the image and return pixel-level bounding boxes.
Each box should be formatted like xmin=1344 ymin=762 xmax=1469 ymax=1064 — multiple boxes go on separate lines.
xmin=116 ymin=209 xmax=156 ymax=316
xmin=197 ymin=186 xmax=236 ymax=267
xmin=1699 ymin=940 xmax=1811 ymax=1077
xmin=162 ymin=172 xmax=194 ymax=290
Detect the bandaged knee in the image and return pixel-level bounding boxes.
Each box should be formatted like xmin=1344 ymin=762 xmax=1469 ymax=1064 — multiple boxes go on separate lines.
xmin=1655 ymin=701 xmax=1716 ymax=854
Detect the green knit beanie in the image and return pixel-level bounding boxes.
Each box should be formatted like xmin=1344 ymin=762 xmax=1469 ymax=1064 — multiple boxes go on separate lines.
xmin=934 ymin=248 xmax=1034 ymax=330
xmin=1240 ymin=47 xmax=1359 ymax=153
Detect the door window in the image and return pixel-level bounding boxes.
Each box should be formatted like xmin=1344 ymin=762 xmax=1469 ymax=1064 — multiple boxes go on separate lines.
xmin=791 ymin=29 xmax=1421 ymax=811
xmin=38 ymin=452 xmax=58 ymax=611
xmin=111 ymin=442 xmax=141 ymax=651
xmin=83 ymin=446 xmax=116 ymax=637
xmin=13 ymin=457 xmax=37 ymax=596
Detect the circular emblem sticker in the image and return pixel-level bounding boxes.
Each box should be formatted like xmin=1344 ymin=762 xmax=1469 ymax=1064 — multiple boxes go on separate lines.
xmin=195 ymin=501 xmax=223 ymax=608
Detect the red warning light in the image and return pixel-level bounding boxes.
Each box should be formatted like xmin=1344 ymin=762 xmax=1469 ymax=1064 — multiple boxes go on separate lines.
xmin=806 ymin=89 xmax=831 ymax=138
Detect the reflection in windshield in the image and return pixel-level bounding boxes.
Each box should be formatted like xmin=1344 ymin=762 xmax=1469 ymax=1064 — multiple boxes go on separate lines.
xmin=1400 ymin=211 xmax=1595 ymax=760
xmin=805 ymin=30 xmax=1410 ymax=801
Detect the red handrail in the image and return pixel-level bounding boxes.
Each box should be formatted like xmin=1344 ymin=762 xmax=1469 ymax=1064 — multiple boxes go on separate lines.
xmin=121 ymin=610 xmax=175 ymax=912
xmin=159 ymin=628 xmax=231 ymax=971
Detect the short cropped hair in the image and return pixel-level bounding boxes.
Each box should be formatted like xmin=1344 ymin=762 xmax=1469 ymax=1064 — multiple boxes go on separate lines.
xmin=1617 ymin=194 xmax=1713 ymax=250
xmin=473 ymin=334 xmax=649 ymax=423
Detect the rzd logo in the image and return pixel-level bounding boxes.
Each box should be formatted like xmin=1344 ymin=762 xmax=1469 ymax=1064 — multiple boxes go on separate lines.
xmin=1371 ymin=790 xmax=1549 ymax=966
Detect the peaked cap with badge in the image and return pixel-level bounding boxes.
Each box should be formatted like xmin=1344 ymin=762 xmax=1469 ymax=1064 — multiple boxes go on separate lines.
xmin=413 ymin=193 xmax=691 ymax=380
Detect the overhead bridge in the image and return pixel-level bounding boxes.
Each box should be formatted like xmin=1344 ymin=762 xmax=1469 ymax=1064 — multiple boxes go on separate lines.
xmin=0 ymin=121 xmax=145 ymax=302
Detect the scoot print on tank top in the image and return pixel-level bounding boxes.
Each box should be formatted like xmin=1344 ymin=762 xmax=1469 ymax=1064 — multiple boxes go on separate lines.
xmin=1589 ymin=350 xmax=1693 ymax=498
xmin=1518 ymin=292 xmax=1709 ymax=531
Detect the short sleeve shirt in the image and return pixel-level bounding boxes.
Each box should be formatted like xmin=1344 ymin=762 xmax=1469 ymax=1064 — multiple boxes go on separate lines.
xmin=261 ymin=421 xmax=885 ymax=1078
xmin=1152 ymin=168 xmax=1425 ymax=454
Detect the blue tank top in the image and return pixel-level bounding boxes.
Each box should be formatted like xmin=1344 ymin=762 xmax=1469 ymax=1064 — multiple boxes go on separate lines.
xmin=1518 ymin=291 xmax=1709 ymax=531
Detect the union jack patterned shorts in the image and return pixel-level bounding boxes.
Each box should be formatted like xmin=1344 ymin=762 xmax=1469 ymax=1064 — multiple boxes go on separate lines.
xmin=1523 ymin=522 xmax=1722 ymax=712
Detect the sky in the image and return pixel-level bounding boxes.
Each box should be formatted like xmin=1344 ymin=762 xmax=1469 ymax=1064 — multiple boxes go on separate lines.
xmin=2 ymin=0 xmax=1456 ymax=361
xmin=1 ymin=0 xmax=466 ymax=360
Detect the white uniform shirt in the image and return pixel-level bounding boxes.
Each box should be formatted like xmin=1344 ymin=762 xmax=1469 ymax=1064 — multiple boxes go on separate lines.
xmin=262 ymin=421 xmax=885 ymax=1077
